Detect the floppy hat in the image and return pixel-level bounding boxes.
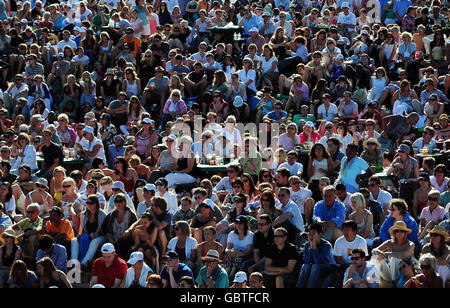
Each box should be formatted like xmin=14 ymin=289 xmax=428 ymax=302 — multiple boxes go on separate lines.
xmin=101 ymin=243 xmax=115 ymax=254
xmin=83 ymin=126 xmax=95 ymax=135
xmin=427 ymin=225 xmax=448 ymax=242
xmin=397 ymin=144 xmax=410 ymax=154
xmin=128 ymin=251 xmax=144 ymax=264
xmin=202 ymin=249 xmax=220 ymax=262
xmin=36 ymin=178 xmax=49 ymax=189
xmin=234 ymin=271 xmax=248 ymax=283
xmin=233 ymin=96 xmax=244 ymax=108
xmin=143 ymin=183 xmax=157 ymax=192
xmin=111 ymin=181 xmax=126 ymax=194
xmin=363 ymin=138 xmax=381 ymax=150
xmin=389 ymin=221 xmax=412 ymax=237
xmin=106 ymin=68 xmax=115 ymax=75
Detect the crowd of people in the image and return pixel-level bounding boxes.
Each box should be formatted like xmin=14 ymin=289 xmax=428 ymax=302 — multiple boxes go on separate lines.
xmin=0 ymin=0 xmax=449 ymax=288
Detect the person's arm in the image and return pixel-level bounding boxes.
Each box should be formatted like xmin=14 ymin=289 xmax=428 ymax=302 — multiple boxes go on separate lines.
xmin=58 ymin=271 xmax=73 ymax=288
xmin=385 ymin=242 xmax=415 ymax=259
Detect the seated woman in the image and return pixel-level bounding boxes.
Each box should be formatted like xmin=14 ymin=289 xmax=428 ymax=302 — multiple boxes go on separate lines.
xmin=420 ymin=226 xmax=449 ymax=286
xmin=24 ymin=179 xmax=53 ymax=217
xmin=225 ymin=215 xmax=253 ymax=278
xmin=360 ymin=138 xmax=383 ymax=170
xmin=413 ymin=126 xmax=437 ymax=154
xmin=190 ymin=201 xmax=216 ymax=243
xmin=418 ymin=190 xmax=446 ymax=240
xmin=70 ymin=195 xmax=106 ymax=268
xmin=430 ymin=164 xmax=449 ymax=194
xmin=278 ymin=122 xmax=300 ymax=152
xmin=424 ymin=94 xmax=444 ymax=127
xmin=36 ymin=257 xmax=72 ymax=288
xmin=404 ymin=253 xmax=443 ymax=288
xmin=299 ymin=121 xmax=320 ymax=145
xmin=167 ymin=220 xmax=198 ymax=272
xmin=0 ymin=228 xmax=22 ymax=288
xmin=348 ymin=192 xmax=375 ymax=246
xmin=10 ymin=133 xmax=38 ymax=173
xmin=412 ymin=174 xmax=433 ymax=220
xmin=113 ymin=156 xmax=138 ymax=195
xmin=372 ymin=221 xmax=415 ymax=286
xmin=164 ymin=136 xmax=197 ymax=189
xmin=148 ymin=135 xmax=177 ymax=184
xmin=129 ymin=155 xmax=151 ymax=182
xmin=60 ymin=178 xmax=81 ymax=231
xmin=256 ymin=189 xmax=281 ymax=222
xmin=161 ymin=89 xmax=187 ymax=132
xmin=196 ymin=226 xmax=225 ymax=268
xmin=255 ymin=86 xmax=276 ymax=124
xmin=395 ymin=257 xmax=419 ymax=288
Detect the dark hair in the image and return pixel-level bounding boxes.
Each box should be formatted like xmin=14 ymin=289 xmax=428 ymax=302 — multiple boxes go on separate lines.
xmin=231 ymin=178 xmax=244 ymax=188
xmin=241 ymin=173 xmax=256 ymax=196
xmin=258 ymin=168 xmax=273 ymax=183
xmin=309 ymin=143 xmax=330 ymax=160
xmin=390 ymin=198 xmax=408 ymax=215
xmin=335 ymin=183 xmax=346 ymax=192
xmin=308 ymin=223 xmax=323 ymax=233
xmin=1 ymin=182 xmax=13 ymax=203
xmin=152 ymin=196 xmax=167 ymax=212
xmin=179 ymin=276 xmax=195 ymax=288
xmin=342 ymin=220 xmax=358 ymax=231
xmin=351 ymin=248 xmax=366 ymax=259
xmin=258 ymin=214 xmax=272 ymax=225
xmin=327 ymin=137 xmax=340 ymax=147
xmin=114 ymin=156 xmax=129 ymax=175
xmin=276 ymin=167 xmax=291 ymax=179
xmin=435 ymin=163 xmax=447 ymax=175
xmin=38 ymin=234 xmax=54 ymax=250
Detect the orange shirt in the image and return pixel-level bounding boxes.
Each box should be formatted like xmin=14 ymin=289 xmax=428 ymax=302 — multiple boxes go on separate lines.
xmin=122 ymin=36 xmax=142 ymax=58
xmin=413 ymin=33 xmax=425 ymax=52
xmin=46 ymin=218 xmax=75 ymax=241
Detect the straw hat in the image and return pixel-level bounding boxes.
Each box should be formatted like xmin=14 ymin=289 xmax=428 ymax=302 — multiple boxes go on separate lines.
xmin=363 ymin=138 xmax=381 ymax=150
xmin=389 ymin=221 xmax=412 ymax=237
xmin=427 ymin=225 xmax=448 ymax=242
xmin=202 ymin=249 xmax=220 ymax=262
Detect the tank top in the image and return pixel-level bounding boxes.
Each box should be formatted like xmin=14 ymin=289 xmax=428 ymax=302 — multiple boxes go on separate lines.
xmin=125 ymin=79 xmax=138 ymax=96
xmin=135 ymin=131 xmax=152 ymax=156
xmin=370 ymin=76 xmax=386 ymax=100
xmin=311 ymin=158 xmax=328 ymax=180
xmin=201 ymin=242 xmax=220 ymax=257
xmin=159 ymin=151 xmax=176 ymax=171
xmin=119 ymin=173 xmax=135 ymax=193
xmin=175 ymin=244 xmax=187 ymax=261
xmin=1 ymin=245 xmax=18 ymax=267
xmin=356 ymin=211 xmax=375 ymax=239
xmin=86 ymin=218 xmax=98 ymax=234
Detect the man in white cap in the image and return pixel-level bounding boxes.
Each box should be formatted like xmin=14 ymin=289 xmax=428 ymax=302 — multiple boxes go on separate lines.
xmin=258 ymin=12 xmax=275 ymax=39
xmin=231 ymin=271 xmax=249 ymax=288
xmin=77 ymin=125 xmax=106 ymax=174
xmin=36 ymin=128 xmax=64 ymax=180
xmin=136 ymin=183 xmax=157 ymax=218
xmin=90 ymin=243 xmax=127 ymax=288
xmin=196 ymin=249 xmax=229 ymax=288
xmin=120 ymin=251 xmax=154 ymax=288
xmin=246 ymin=27 xmax=265 ymax=55
xmin=337 ymin=2 xmax=357 ymax=39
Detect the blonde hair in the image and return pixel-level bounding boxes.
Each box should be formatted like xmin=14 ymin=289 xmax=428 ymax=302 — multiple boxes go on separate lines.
xmin=57 ymin=114 xmax=69 ymax=123
xmin=62 ymin=177 xmax=76 ymax=188
xmin=350 ymin=192 xmax=366 ymax=209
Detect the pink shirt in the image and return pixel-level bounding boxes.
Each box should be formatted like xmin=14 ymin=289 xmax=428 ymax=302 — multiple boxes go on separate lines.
xmin=299 ymin=131 xmax=321 ymax=144
xmin=420 ymin=206 xmax=446 ymax=225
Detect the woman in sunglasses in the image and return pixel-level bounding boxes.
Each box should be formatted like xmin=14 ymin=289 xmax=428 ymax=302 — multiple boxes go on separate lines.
xmin=418 ymin=190 xmax=445 ymax=240
xmin=395 ymin=257 xmax=418 ymax=288
xmin=60 ymin=178 xmax=81 ymax=230
xmin=430 ymin=164 xmax=449 ymax=193
xmin=420 ymin=225 xmax=449 ymax=285
xmin=404 ymin=253 xmax=443 ymax=288
xmin=372 ymin=221 xmax=415 ymax=285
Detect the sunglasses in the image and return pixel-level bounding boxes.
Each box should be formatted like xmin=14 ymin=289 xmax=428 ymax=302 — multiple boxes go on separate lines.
xmin=27 ymin=210 xmax=35 ymax=214
xmin=112 ymin=188 xmax=121 ymax=192
xmin=278 ymin=194 xmax=288 ymax=197
xmin=325 ymin=126 xmax=333 ymax=129
xmin=394 ymin=230 xmax=407 ymax=234
xmin=428 ymin=197 xmax=439 ymax=201
xmin=232 ymin=185 xmax=242 ymax=188
xmin=204 ymin=260 xmax=216 ymax=264
xmin=350 ymin=257 xmax=361 ymax=261
xmin=274 ymin=234 xmax=285 ymax=238
xmin=101 ymin=181 xmax=111 ymax=186
xmin=369 ymin=183 xmax=377 ymax=187
xmin=291 ymin=181 xmax=300 ymax=185
xmin=63 ymin=185 xmax=72 ymax=188
xmin=420 ymin=264 xmax=430 ymax=270
xmin=115 ymin=199 xmax=126 ymax=203
xmin=86 ymin=201 xmax=96 ymax=205
xmin=389 ymin=207 xmax=397 ymax=211
xmin=261 ymin=198 xmax=270 ymax=202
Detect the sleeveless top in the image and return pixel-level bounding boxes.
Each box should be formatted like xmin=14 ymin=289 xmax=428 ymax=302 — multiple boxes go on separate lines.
xmin=356 ymin=211 xmax=375 ymax=239
xmin=201 ymin=242 xmax=219 ymax=257
xmin=176 ymin=155 xmax=197 ymax=177
xmin=370 ymin=76 xmax=386 ymax=100
xmin=159 ymin=151 xmax=176 ymax=171
xmin=1 ymin=245 xmax=18 ymax=267
xmin=125 ymin=79 xmax=139 ymax=96
xmin=311 ymin=158 xmax=328 ymax=180
xmin=119 ymin=173 xmax=135 ymax=193
xmin=135 ymin=131 xmax=152 ymax=156
xmin=398 ymin=90 xmax=414 ymax=103
xmin=175 ymin=244 xmax=187 ymax=261
xmin=86 ymin=218 xmax=98 ymax=234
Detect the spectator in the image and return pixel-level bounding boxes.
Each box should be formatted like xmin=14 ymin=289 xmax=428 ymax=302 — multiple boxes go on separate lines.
xmin=35 ymin=257 xmax=72 ymax=288
xmin=342 ymin=248 xmax=380 ymax=288
xmin=196 ymin=249 xmax=229 ymax=288
xmin=36 ymin=234 xmax=67 ymax=273
xmin=160 ymin=251 xmax=194 ymax=288
xmin=90 ymin=243 xmax=127 ymax=288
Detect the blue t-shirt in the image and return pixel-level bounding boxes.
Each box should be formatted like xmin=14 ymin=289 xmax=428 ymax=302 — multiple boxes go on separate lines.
xmin=267 ymin=110 xmax=287 ymax=121
xmin=160 ymin=262 xmax=194 ymax=288
xmin=156 ymin=210 xmax=172 ymax=238
xmin=7 ymin=272 xmax=37 ymax=288
xmin=339 ymin=156 xmax=369 ymax=193
xmin=313 ymin=200 xmax=346 ymax=228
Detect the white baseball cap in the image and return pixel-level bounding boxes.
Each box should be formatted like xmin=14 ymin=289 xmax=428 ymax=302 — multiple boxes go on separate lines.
xmin=143 ymin=183 xmax=157 ymax=192
xmin=92 ymin=284 xmax=105 ymax=288
xmin=234 ymin=271 xmax=247 ymax=283
xmin=127 ymin=251 xmax=144 ymax=265
xmin=83 ymin=126 xmax=94 ymax=135
xmin=249 ymin=27 xmax=259 ymax=32
xmin=101 ymin=243 xmax=115 ymax=254
xmin=342 ymin=2 xmax=350 ymax=8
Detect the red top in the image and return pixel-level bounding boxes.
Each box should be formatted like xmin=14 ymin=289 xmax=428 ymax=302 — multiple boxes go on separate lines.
xmin=92 ymin=254 xmax=127 ymax=288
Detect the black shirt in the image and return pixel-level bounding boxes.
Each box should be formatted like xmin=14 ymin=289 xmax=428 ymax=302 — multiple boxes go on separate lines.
xmin=41 ymin=142 xmax=63 ymax=169
xmin=253 ymin=228 xmax=274 ymax=259
xmin=187 ymin=71 xmax=205 ymax=84
xmin=266 ymin=242 xmax=298 ymax=268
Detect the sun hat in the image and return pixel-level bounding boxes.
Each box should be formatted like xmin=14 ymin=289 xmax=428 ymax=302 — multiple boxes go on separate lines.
xmin=128 ymin=251 xmax=144 ymax=264
xmin=397 ymin=144 xmax=410 ymax=154
xmin=111 ymin=181 xmax=126 ymax=194
xmin=113 ymin=134 xmax=125 ymax=142
xmin=341 ymin=2 xmax=349 ymax=8
xmin=202 ymin=249 xmax=220 ymax=262
xmin=201 ymin=199 xmax=215 ymax=211
xmin=166 ymin=134 xmax=177 ymax=142
xmin=101 ymin=243 xmax=115 ymax=254
xmin=234 ymin=271 xmax=248 ymax=283
xmin=363 ymin=138 xmax=381 ymax=150
xmin=389 ymin=221 xmax=412 ymax=237
xmin=361 ymin=29 xmax=369 ymax=35
xmin=233 ymin=96 xmax=244 ymax=108
xmin=106 ymin=68 xmax=115 ymax=75
xmin=304 ymin=121 xmax=314 ymax=128
xmin=36 ymin=178 xmax=49 ymax=189
xmin=427 ymin=225 xmax=448 ymax=242
xmin=142 ymin=118 xmax=153 ymax=125
xmin=84 ymin=112 xmax=95 ymax=120
xmin=143 ymin=183 xmax=157 ymax=192
xmin=83 ymin=126 xmax=94 ymax=135
xmin=440 ymin=114 xmax=448 ymax=120
xmin=100 ymin=113 xmax=111 ymax=122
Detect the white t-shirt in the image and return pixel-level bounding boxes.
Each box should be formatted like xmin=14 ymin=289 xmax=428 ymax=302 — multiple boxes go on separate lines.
xmin=289 ymin=187 xmax=312 ymax=215
xmin=339 ymin=192 xmax=353 ymax=216
xmin=167 ymin=236 xmax=198 ymax=260
xmin=57 ymin=39 xmax=77 ymax=53
xmin=333 ymin=234 xmax=368 ymax=264
xmin=370 ymin=189 xmax=392 ymax=213
xmin=156 ymin=190 xmax=179 ymax=215
xmin=278 ymin=133 xmax=300 ymax=152
xmin=317 ymin=103 xmax=338 ymax=121
xmin=337 ymin=12 xmax=357 ymax=32
xmin=281 ymin=200 xmax=304 ymax=232
xmin=279 ymin=161 xmax=303 ymax=176
xmin=260 ymin=56 xmax=279 ymax=74
xmin=86 ymin=138 xmax=106 ymax=165
xmin=72 ymin=55 xmax=90 ymax=64
xmin=227 ymin=231 xmax=254 ymax=252
xmin=125 ymin=263 xmax=153 ymax=288
xmin=238 ymin=69 xmax=257 ymax=92
xmin=430 ymin=176 xmax=449 ymax=193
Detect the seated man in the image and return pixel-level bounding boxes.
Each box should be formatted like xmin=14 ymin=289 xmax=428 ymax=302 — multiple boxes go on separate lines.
xmin=313 ymin=185 xmax=346 ymax=243
xmin=342 ymin=248 xmax=380 ymax=288
xmin=90 ymin=243 xmax=127 ymax=288
xmin=296 ymin=223 xmax=337 ymax=288
xmin=279 ymin=151 xmax=303 ymax=176
xmin=160 ymin=251 xmax=194 ymax=288
xmin=263 ymin=101 xmax=288 ymax=124
xmin=36 ymin=234 xmax=68 ymax=273
xmin=11 ymin=203 xmax=43 ymax=265
xmin=263 ymin=227 xmax=298 ymax=288
xmin=45 ymin=206 xmax=75 ymax=255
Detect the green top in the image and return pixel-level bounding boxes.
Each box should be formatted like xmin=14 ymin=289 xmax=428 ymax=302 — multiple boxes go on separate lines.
xmin=239 ymin=150 xmax=262 ymax=176
xmin=293 ymin=114 xmax=316 ymax=127
xmin=15 ymin=217 xmax=43 ymax=232
xmin=93 ymin=13 xmax=111 ymax=31
xmin=384 ymin=2 xmax=395 ymax=19
xmin=196 ymin=265 xmax=229 ymax=288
